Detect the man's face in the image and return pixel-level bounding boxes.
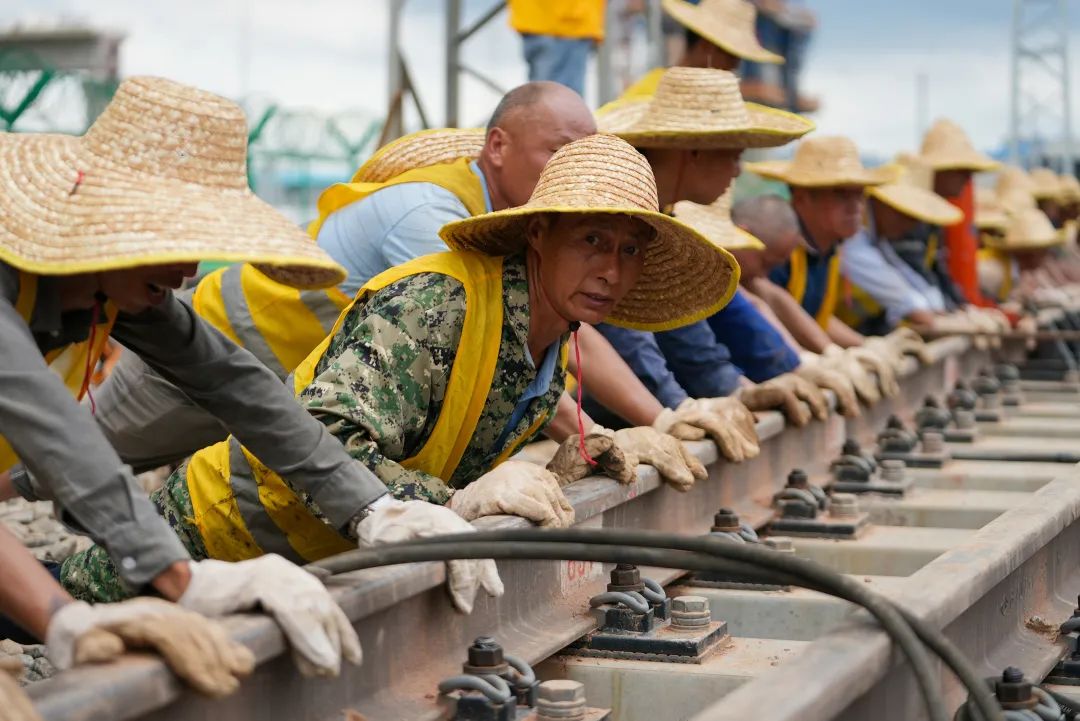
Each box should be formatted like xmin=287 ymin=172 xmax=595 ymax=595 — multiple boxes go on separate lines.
xmin=528 ymin=214 xmax=652 ymax=325
xmin=98 ymin=263 xmax=198 ymax=314
xmin=801 ymin=186 xmax=865 ymax=240
xmin=934 ymin=169 xmax=973 ymax=199
xmin=1038 ymin=199 xmax=1064 ymax=228
xmin=681 ymin=148 xmax=743 ymax=205
xmin=487 ymin=96 xmax=596 ymax=208
xmin=686 ymin=38 xmax=741 ymax=72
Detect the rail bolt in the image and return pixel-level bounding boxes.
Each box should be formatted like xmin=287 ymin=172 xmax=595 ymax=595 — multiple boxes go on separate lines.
xmin=711 ymin=508 xmax=741 ymax=533
xmin=463 ymin=636 xmax=508 ymax=676
xmin=536 ymin=679 xmax=587 ymax=721
xmin=607 ymin=564 xmax=644 ymax=593
xmin=671 ymin=596 xmax=711 ymax=629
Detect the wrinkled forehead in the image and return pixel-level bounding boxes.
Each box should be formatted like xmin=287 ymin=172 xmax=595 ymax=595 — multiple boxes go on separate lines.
xmin=546 ymin=212 xmax=656 ymax=241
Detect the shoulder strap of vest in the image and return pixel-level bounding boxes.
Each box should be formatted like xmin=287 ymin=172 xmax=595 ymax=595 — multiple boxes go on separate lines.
xmin=308 ymin=157 xmax=487 ymax=239
xmin=786 ymin=245 xmax=808 ymax=304
xmin=815 ymin=251 xmax=842 ymax=328
xmin=293 ymin=251 xmax=505 ymax=481
xmin=924 ymin=230 xmax=940 ymax=270
xmin=14 ymin=271 xmax=37 ymax=321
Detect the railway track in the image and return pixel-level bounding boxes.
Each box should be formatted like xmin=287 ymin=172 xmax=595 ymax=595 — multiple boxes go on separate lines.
xmin=30 ymin=333 xmax=1080 ymax=721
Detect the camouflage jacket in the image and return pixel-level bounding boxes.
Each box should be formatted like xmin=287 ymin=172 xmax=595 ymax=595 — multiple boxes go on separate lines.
xmin=300 ymin=253 xmax=566 ymax=504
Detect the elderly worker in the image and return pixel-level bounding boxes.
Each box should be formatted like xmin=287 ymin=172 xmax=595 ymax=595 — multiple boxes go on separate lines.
xmin=60 ymin=134 xmax=741 ymax=604
xmin=0 ymin=77 xmax=389 ymax=680
xmin=979 ymin=206 xmax=1063 ymax=304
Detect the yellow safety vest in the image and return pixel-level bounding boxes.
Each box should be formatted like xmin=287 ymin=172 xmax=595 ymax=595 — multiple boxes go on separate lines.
xmin=976 ymin=247 xmax=1014 ymax=303
xmin=0 ymin=272 xmax=118 ymax=472
xmin=185 ymin=251 xmax=567 ymax=564
xmin=508 ymin=0 xmax=606 ymax=40
xmin=786 ymin=245 xmax=841 ymax=328
xmin=191 ymin=158 xmax=488 ymax=379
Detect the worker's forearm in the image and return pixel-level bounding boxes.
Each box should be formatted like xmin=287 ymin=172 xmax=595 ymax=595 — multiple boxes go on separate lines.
xmin=544 ymin=392 xmax=596 ymax=442
xmin=906 ymin=309 xmax=936 ymax=327
xmin=740 ymin=286 xmax=806 ymax=352
xmin=572 ymin=324 xmax=664 ymax=426
xmin=0 ymin=470 xmax=14 ymax=503
xmin=0 ymin=525 xmax=74 ymax=641
xmin=149 ymin=560 xmax=193 ymax=601
xmin=826 ymin=316 xmax=865 ymax=347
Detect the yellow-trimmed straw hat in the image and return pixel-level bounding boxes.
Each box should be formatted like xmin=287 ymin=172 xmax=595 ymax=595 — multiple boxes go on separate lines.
xmin=672 ymin=189 xmax=764 ymax=250
xmin=985 ymin=206 xmax=1063 ymax=251
xmin=1060 ymin=173 xmax=1080 ymax=203
xmin=440 ymin=134 xmax=739 ymax=332
xmin=597 ymin=67 xmax=813 ymax=150
xmin=916 ymin=118 xmax=999 ymax=173
xmin=973 ymin=188 xmax=1008 ymax=232
xmin=745 ymin=135 xmax=893 ymax=187
xmin=354 ymin=127 xmax=486 ymax=183
xmin=867 ymin=155 xmax=964 ymax=226
xmin=662 ymin=0 xmax=784 ymax=64
xmin=1029 ymin=167 xmax=1065 ymax=201
xmin=0 ymin=76 xmax=345 ymax=289
xmin=994 ymin=166 xmax=1038 ymax=213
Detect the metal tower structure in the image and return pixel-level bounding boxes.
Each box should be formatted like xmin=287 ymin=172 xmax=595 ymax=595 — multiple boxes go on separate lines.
xmin=1009 ymin=0 xmax=1074 ymax=173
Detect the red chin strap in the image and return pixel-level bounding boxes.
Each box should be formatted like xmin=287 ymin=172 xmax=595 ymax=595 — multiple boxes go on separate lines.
xmin=78 ymin=294 xmax=104 ymax=415
xmin=570 ymin=322 xmax=598 ymax=467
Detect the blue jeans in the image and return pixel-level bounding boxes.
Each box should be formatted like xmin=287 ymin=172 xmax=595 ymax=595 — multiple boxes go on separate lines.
xmin=520 ymin=34 xmax=593 ymax=96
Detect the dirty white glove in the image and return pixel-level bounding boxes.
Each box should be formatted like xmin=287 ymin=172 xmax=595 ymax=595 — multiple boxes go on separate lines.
xmin=47 ymin=597 xmax=255 ymax=696
xmin=1016 ymin=314 xmax=1038 ymax=350
xmin=847 ymin=345 xmax=900 ymax=398
xmin=883 ymin=327 xmax=934 ymax=365
xmin=794 ymin=357 xmax=860 ymax=417
xmin=861 ymin=336 xmax=907 ymax=374
xmin=964 ymin=307 xmax=1005 ymax=348
xmin=449 ymin=460 xmax=575 ymax=528
xmin=1031 ymin=286 xmax=1071 ymax=308
xmin=358 ymin=498 xmax=503 ymax=614
xmin=737 ymin=374 xmax=828 ymax=427
xmin=546 ymin=425 xmax=637 ymax=486
xmin=654 ymin=397 xmax=760 ymax=462
xmin=179 ymin=555 xmax=361 ymax=678
xmin=931 ymin=312 xmax=980 ymax=335
xmin=0 ymin=658 xmax=41 ymax=721
xmin=820 ymin=344 xmax=880 ymax=405
xmin=613 ymin=425 xmax=706 ymax=491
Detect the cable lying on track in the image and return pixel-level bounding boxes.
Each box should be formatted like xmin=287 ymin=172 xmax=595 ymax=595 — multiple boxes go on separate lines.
xmin=308 ymin=528 xmax=1005 ymax=721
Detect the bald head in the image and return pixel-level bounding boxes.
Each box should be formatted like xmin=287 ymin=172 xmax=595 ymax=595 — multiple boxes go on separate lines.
xmin=730 ymin=195 xmax=804 ymax=282
xmin=480 ymin=81 xmax=597 ymax=209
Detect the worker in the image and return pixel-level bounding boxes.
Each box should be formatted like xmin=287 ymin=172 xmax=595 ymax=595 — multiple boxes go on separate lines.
xmin=0 ymin=77 xmax=514 ymax=677
xmin=1029 ymin=167 xmax=1067 ymax=229
xmin=506 ymin=0 xmax=605 ymax=95
xmin=0 ymin=77 xmax=410 ymax=681
xmin=59 ymin=134 xmax=741 ymax=605
xmin=838 ymin=157 xmax=965 ymax=334
xmin=979 ymin=206 xmax=1063 ymax=304
xmin=594 ymin=66 xmax=842 ymax=432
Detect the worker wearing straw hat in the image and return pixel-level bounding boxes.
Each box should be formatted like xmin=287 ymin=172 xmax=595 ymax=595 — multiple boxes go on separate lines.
xmin=837 ymin=156 xmax=965 ymax=335
xmin=1029 ymin=167 xmax=1068 ymax=228
xmin=0 ymin=76 xmax=400 ymax=683
xmin=60 ymin=134 xmax=741 ymax=605
xmin=594 ymin=66 xmax=852 ymax=434
xmin=978 ymin=206 xmax=1064 ymax=304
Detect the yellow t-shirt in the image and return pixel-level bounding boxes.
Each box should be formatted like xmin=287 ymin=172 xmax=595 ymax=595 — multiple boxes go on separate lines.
xmin=508 ymin=0 xmax=606 ymax=40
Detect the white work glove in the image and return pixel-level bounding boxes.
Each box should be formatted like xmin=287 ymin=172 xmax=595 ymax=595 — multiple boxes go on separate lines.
xmin=846 ymin=345 xmax=900 ymax=398
xmin=613 ymin=425 xmax=707 ymax=491
xmin=964 ymin=307 xmax=1006 ymax=348
xmin=820 ymin=344 xmax=880 ymax=405
xmin=0 ymin=658 xmax=41 ymax=721
xmin=46 ymin=597 xmax=255 ymax=696
xmin=358 ymin=498 xmax=503 ymax=614
xmin=546 ymin=425 xmax=637 ymax=486
xmin=882 ymin=327 xmax=934 ymax=365
xmin=179 ymin=555 xmax=361 ymax=678
xmin=861 ymin=336 xmax=907 ymax=374
xmin=1031 ymin=286 xmax=1071 ymax=308
xmin=654 ymin=397 xmax=760 ymax=462
xmin=794 ymin=356 xmax=860 ymax=418
xmin=736 ymin=374 xmax=828 ymax=427
xmin=1016 ymin=314 xmax=1038 ymax=350
xmin=449 ymin=460 xmax=575 ymax=528
xmin=931 ymin=312 xmax=981 ymax=335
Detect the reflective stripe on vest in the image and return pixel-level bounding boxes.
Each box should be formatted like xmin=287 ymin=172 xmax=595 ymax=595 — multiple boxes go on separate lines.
xmin=0 ymin=271 xmax=118 ymax=472
xmin=186 ymin=251 xmax=566 ymax=563
xmin=785 ymin=245 xmax=841 ymax=328
xmin=190 ymin=158 xmax=487 ymax=379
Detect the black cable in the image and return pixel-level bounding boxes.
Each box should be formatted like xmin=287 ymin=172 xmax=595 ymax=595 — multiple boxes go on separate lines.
xmin=311 ymin=530 xmax=1003 ymax=721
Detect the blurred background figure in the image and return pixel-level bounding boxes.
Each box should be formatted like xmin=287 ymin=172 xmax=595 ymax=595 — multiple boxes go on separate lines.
xmin=508 ymin=0 xmax=607 ymax=95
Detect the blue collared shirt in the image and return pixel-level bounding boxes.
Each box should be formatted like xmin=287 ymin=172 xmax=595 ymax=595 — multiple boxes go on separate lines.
xmin=496 ymin=339 xmax=561 ymax=451
xmin=705 ymin=289 xmax=800 ymax=382
xmin=316 ymin=161 xmax=494 ymax=294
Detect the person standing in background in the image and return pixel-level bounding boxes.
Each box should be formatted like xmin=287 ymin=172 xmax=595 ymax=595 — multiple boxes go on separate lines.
xmin=508 ymin=0 xmax=607 ymax=95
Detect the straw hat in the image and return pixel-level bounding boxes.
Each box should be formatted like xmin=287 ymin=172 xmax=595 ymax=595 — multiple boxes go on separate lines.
xmin=973 ymin=188 xmax=1008 ymax=231
xmin=867 ymin=156 xmax=963 ymax=226
xmin=984 ymin=206 xmax=1062 ymax=251
xmin=916 ymin=118 xmax=999 ymax=172
xmin=672 ymin=189 xmax=765 ymax=251
xmin=994 ymin=166 xmax=1038 ymax=214
xmin=662 ymin=0 xmax=784 ymax=64
xmin=440 ymin=134 xmax=739 ymax=332
xmin=0 ymin=76 xmax=345 ymax=289
xmin=1060 ymin=174 xmax=1080 ymax=203
xmin=1029 ymin=167 xmax=1064 ymax=201
xmin=745 ymin=135 xmax=892 ymax=187
xmin=597 ymin=67 xmax=813 ymax=150
xmin=354 ymin=127 xmax=485 ymax=183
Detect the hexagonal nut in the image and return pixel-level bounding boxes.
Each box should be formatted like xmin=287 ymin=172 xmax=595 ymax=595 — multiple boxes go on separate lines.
xmin=538 ymin=679 xmax=586 ymax=704
xmin=672 ymin=596 xmax=708 ymax=614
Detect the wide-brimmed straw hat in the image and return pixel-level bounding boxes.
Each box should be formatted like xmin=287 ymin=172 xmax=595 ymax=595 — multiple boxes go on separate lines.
xmin=440 ymin=134 xmax=739 ymax=331
xmin=916 ymin=118 xmax=999 ymax=173
xmin=354 ymin=128 xmax=485 ymax=183
xmin=867 ymin=156 xmax=963 ymax=226
xmin=0 ymin=76 xmax=345 ymax=289
xmin=745 ymin=135 xmax=892 ymax=187
xmin=597 ymin=67 xmax=813 ymax=150
xmin=672 ymin=189 xmax=764 ymax=250
xmin=973 ymin=188 xmax=1008 ymax=231
xmin=1029 ymin=167 xmax=1065 ymax=201
xmin=994 ymin=166 xmax=1038 ymax=213
xmin=662 ymin=0 xmax=784 ymax=64
xmin=985 ymin=206 xmax=1063 ymax=251
xmin=1060 ymin=174 xmax=1080 ymax=203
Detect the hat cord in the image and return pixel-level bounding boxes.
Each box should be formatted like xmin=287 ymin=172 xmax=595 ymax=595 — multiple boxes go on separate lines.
xmin=77 ymin=294 xmax=104 ymax=415
xmin=570 ymin=323 xmax=597 ymax=467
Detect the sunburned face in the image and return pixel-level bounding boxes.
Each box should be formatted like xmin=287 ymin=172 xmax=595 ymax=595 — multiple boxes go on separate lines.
xmin=527 ymin=213 xmax=653 ymax=325
xmin=98 ymin=262 xmax=199 ymax=314
xmin=682 ymin=148 xmax=743 ymax=205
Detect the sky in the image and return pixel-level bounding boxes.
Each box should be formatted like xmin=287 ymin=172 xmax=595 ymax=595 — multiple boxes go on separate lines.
xmin=4 ymin=0 xmax=1079 ymax=163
